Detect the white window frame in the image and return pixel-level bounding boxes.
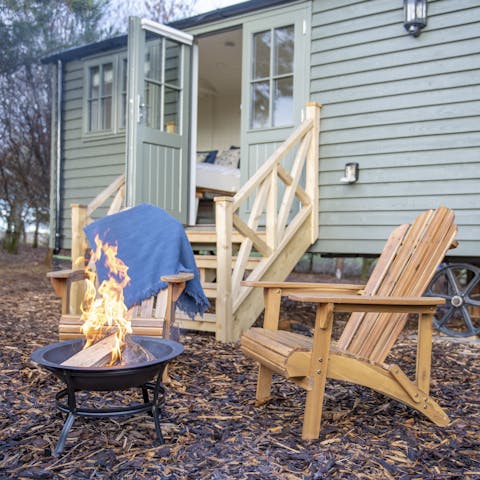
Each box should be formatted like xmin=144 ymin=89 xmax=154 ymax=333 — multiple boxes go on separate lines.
xmin=82 ymin=53 xmax=128 ymax=138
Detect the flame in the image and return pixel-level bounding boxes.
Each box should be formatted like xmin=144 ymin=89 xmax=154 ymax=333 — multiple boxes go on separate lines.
xmin=80 ymin=235 xmax=132 ymax=366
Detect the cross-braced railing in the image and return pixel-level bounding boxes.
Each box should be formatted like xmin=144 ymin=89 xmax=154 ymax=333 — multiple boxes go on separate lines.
xmin=214 ymin=102 xmax=321 ymax=341
xmin=71 ymin=175 xmax=126 ymax=269
xmin=68 ymin=102 xmax=321 ymax=341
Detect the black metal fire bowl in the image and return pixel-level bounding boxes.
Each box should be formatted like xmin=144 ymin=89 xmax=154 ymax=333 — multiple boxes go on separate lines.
xmin=31 ymin=336 xmax=183 ymax=391
xmin=31 ymin=336 xmax=184 ymax=456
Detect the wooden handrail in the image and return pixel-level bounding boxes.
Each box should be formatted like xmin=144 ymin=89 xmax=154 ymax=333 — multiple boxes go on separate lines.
xmin=215 ymin=102 xmax=322 ymax=341
xmin=87 ymin=174 xmax=126 ymax=216
xmin=67 ymin=102 xmax=322 ymax=342
xmin=71 ymin=175 xmax=126 ymax=264
xmin=232 ymin=118 xmax=313 ymax=210
xmin=70 ymin=174 xmax=126 ymax=314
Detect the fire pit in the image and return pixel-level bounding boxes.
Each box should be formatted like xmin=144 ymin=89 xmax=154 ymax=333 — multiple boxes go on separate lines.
xmin=31 ymin=336 xmax=183 ymax=456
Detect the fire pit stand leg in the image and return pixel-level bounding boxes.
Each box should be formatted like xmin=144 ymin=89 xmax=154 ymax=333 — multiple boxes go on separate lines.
xmin=54 ymin=411 xmax=76 ymax=457
xmin=51 ymin=368 xmax=168 ymax=455
xmin=54 ymin=373 xmax=79 ymax=456
xmin=151 ymin=372 xmax=166 ymax=444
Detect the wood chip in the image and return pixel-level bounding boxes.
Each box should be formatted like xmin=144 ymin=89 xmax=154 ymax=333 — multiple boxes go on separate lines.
xmin=0 ymin=247 xmax=479 ymax=478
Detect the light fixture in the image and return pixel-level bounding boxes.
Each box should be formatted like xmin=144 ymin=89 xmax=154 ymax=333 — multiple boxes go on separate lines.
xmin=404 ymin=0 xmax=427 ymax=37
xmin=340 ymin=163 xmax=359 ymax=184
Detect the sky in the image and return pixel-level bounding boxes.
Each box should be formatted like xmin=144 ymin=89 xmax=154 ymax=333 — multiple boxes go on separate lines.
xmin=194 ymin=0 xmax=243 ymax=14
xmin=103 ymin=0 xmax=244 ymax=32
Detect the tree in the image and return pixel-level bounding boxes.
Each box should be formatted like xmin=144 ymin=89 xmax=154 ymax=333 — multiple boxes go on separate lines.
xmin=0 ymin=0 xmax=110 ymax=252
xmin=103 ymin=0 xmax=197 ymax=33
xmin=0 ymin=0 xmax=197 ymax=253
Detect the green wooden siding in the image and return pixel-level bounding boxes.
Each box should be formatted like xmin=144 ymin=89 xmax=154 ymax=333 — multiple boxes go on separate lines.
xmin=310 ymin=0 xmax=480 ymax=257
xmin=50 ymin=0 xmax=480 ymax=258
xmin=59 ymin=54 xmax=127 ymax=250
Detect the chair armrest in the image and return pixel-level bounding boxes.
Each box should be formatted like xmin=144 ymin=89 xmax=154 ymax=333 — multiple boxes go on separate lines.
xmin=161 ymin=272 xmax=194 ymax=283
xmin=241 ymin=280 xmax=364 ymax=295
xmin=287 ymin=292 xmax=445 ymax=314
xmin=241 ymin=282 xmax=364 ymax=331
xmin=47 ymin=269 xmax=86 ymax=297
xmin=47 ymin=268 xmax=86 ymax=280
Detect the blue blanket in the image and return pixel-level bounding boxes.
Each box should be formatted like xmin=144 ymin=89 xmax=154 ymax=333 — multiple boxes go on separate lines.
xmin=84 ymin=203 xmax=209 ymax=318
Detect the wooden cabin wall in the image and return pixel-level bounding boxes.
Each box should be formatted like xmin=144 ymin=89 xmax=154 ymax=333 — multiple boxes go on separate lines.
xmin=55 ymin=57 xmax=127 ymax=251
xmin=310 ymin=0 xmax=480 ymax=258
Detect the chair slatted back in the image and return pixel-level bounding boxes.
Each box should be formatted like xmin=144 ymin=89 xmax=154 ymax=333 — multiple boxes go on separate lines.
xmin=337 ymin=207 xmax=456 ymax=364
xmin=128 ymin=289 xmax=169 ymax=320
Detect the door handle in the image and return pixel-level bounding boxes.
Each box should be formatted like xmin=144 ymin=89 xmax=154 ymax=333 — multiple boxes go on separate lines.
xmin=137 ymin=95 xmax=145 ymax=123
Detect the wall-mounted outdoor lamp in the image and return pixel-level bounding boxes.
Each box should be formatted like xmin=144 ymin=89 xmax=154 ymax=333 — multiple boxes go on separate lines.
xmin=404 ymin=0 xmax=427 ymax=37
xmin=340 ymin=162 xmax=359 ymax=184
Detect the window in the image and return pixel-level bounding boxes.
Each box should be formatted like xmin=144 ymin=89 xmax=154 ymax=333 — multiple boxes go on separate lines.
xmin=83 ymin=41 xmax=183 ymax=137
xmin=120 ymin=58 xmax=128 ymax=129
xmin=87 ymin=62 xmax=113 ymax=132
xmin=250 ymin=25 xmax=294 ymax=129
xmin=84 ymin=55 xmax=127 ymax=136
xmin=144 ymin=38 xmax=183 ymax=133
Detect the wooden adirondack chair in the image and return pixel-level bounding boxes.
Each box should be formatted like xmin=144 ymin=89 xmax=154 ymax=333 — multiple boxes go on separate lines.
xmin=240 ymin=207 xmax=457 ymax=439
xmin=48 ymin=268 xmax=194 ymax=340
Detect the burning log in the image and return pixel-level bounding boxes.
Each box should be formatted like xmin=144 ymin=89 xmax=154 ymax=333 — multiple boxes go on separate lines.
xmin=61 ymin=334 xmax=156 ymax=368
xmin=122 ymin=335 xmax=156 ymax=365
xmin=61 ymin=334 xmax=118 ymax=367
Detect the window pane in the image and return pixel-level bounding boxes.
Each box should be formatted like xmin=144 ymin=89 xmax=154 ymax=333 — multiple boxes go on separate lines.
xmin=102 ymin=97 xmax=112 ymax=130
xmin=165 ymin=40 xmax=181 ymax=87
xmin=164 ymin=86 xmax=179 ymax=133
xmin=251 ymin=81 xmax=269 ymax=129
xmin=145 ymin=81 xmax=161 ymax=129
xmin=273 ymin=77 xmax=293 ymax=126
xmin=253 ymin=31 xmax=271 ymax=79
xmin=146 ymin=40 xmax=163 ymax=82
xmin=274 ymin=26 xmax=294 ymax=76
xmin=89 ymin=66 xmax=100 ymax=99
xmin=89 ymin=99 xmax=98 ymax=131
xmin=102 ymin=63 xmax=113 ymax=96
xmin=120 ymin=58 xmax=127 ymax=128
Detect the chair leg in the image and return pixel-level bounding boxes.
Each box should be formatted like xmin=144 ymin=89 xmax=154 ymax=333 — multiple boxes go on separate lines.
xmin=256 ymin=364 xmax=273 ymax=405
xmin=302 ymin=303 xmax=333 ymax=440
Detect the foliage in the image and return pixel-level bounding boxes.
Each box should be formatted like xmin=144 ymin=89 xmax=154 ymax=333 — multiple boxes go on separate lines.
xmin=0 ymin=0 xmax=110 ymax=252
xmin=0 ymin=0 xmax=196 ymax=253
xmin=103 ymin=0 xmax=197 ymax=33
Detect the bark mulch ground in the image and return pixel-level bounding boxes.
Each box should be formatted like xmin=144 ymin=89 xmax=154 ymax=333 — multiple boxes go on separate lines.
xmin=0 ymin=248 xmax=479 ymax=479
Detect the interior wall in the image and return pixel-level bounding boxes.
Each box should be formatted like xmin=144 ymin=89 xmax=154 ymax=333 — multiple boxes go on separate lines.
xmin=197 ymin=93 xmax=241 ymax=152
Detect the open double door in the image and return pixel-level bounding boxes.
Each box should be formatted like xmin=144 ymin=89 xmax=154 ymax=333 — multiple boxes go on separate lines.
xmin=126 ymin=5 xmax=310 ymax=224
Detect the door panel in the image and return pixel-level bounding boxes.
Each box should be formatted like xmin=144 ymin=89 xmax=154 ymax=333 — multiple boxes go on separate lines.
xmin=126 ymin=17 xmax=193 ymax=223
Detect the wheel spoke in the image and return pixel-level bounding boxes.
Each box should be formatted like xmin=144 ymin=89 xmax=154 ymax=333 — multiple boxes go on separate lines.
xmin=465 ymin=294 xmax=480 ymax=307
xmin=435 ymin=307 xmax=455 ymax=329
xmin=445 ymin=268 xmax=461 ymax=295
xmin=460 ymin=306 xmax=477 ymax=337
xmin=428 ymin=263 xmax=480 ymax=337
xmin=464 ymin=272 xmax=480 ymax=298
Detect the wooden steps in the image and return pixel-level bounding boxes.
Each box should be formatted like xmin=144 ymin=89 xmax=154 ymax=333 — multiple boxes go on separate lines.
xmin=194 ymin=254 xmax=261 ymax=270
xmin=63 ymin=103 xmax=321 ymax=342
xmin=186 ymin=227 xmax=263 ymax=245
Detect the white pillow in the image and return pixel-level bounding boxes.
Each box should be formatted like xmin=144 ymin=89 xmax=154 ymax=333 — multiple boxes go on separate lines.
xmin=196 ymin=152 xmax=208 ymax=163
xmin=215 ymin=149 xmax=240 ymax=169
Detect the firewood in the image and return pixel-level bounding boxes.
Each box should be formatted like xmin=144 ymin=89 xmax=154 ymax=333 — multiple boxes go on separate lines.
xmin=61 ymin=334 xmax=118 ymax=367
xmin=121 ymin=335 xmax=155 ymax=365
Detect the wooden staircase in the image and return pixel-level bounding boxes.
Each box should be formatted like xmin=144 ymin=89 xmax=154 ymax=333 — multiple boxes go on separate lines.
xmin=68 ymin=102 xmax=321 ymax=342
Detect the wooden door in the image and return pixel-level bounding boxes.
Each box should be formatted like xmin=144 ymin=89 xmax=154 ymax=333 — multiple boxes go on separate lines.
xmin=240 ymin=5 xmax=311 ymax=199
xmin=126 ymin=17 xmax=194 ymax=223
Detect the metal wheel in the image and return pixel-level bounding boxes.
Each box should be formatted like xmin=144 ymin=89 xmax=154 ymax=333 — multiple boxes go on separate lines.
xmin=425 ymin=263 xmax=480 ymax=337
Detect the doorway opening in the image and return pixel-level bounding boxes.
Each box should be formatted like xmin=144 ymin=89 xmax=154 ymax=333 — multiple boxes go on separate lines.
xmin=195 ymin=27 xmax=242 ymax=224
